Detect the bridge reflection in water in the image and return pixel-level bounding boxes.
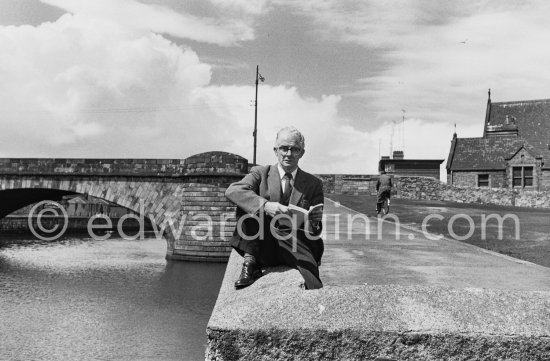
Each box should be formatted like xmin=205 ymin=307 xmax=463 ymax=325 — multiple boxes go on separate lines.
xmin=0 ymin=234 xmax=226 ymax=360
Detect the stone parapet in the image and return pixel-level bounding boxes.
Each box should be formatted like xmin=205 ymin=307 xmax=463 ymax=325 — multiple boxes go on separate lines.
xmin=206 ymin=251 xmax=550 ymax=361
xmin=0 ymin=151 xmax=247 ymax=177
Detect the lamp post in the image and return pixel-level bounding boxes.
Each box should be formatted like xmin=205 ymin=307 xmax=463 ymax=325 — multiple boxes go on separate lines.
xmin=253 ymin=65 xmax=265 ymax=165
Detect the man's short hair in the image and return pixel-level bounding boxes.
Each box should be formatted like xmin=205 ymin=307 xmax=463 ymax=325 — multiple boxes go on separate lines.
xmin=276 ymin=126 xmax=305 ymax=149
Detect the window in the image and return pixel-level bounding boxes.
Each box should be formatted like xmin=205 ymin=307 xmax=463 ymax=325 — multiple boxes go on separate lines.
xmin=524 ymin=167 xmax=533 ymax=186
xmin=512 ymin=166 xmax=534 ymax=187
xmin=512 ymin=167 xmax=522 ymax=187
xmin=478 ymin=174 xmax=489 ymax=187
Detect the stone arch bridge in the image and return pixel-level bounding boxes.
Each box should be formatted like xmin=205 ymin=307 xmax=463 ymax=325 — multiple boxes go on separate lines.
xmin=0 ymin=152 xmax=247 ymax=262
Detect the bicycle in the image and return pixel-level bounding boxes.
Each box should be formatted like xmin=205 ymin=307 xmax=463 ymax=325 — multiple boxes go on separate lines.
xmin=380 ymin=197 xmax=390 ymax=215
xmin=376 ymin=191 xmax=391 ymax=216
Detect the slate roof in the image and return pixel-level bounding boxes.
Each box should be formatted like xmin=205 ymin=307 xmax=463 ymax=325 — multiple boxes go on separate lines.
xmin=485 ymin=99 xmax=550 ymax=161
xmin=447 ymin=136 xmax=540 ymax=171
xmin=447 ymin=97 xmax=550 ymax=171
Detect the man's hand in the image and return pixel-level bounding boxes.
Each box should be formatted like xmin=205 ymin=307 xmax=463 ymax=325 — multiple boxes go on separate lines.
xmin=263 ymin=201 xmax=289 ymax=217
xmin=307 ymin=206 xmax=323 ymax=234
xmin=308 ymin=206 xmax=323 ymax=223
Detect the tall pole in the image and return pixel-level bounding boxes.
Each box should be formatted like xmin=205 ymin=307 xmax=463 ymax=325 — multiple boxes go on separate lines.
xmin=253 ymin=65 xmax=264 ymax=165
xmin=401 ymin=109 xmax=405 ymax=152
xmin=253 ymin=65 xmax=259 ymax=165
xmin=390 ymin=121 xmax=394 ymax=156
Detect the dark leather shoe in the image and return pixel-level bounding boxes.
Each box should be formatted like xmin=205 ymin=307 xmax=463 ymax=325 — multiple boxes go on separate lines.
xmin=235 ymin=260 xmax=261 ymax=289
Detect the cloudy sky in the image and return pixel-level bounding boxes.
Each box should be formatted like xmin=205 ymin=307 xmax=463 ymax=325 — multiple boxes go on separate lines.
xmin=1 ymin=0 xmax=550 ymax=177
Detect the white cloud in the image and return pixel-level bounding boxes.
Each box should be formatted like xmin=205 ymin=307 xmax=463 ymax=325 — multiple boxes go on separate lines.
xmin=268 ymin=0 xmax=550 ymax=179
xmin=4 ymin=0 xmax=549 ymax=178
xmin=190 ymin=84 xmax=376 ymax=174
xmin=281 ymin=0 xmax=550 ymax=128
xmin=208 ymin=0 xmax=271 ymax=16
xmin=0 ymin=12 xmax=213 ymax=155
xmin=41 ymin=0 xmax=254 ymax=45
xmin=0 ymin=5 xmax=378 ymax=175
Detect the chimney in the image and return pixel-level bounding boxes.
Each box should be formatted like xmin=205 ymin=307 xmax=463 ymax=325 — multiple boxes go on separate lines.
xmin=392 ymin=150 xmax=404 ymax=159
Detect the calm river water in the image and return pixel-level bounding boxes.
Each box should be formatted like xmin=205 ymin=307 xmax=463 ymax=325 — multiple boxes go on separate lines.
xmin=0 ymin=234 xmax=226 ymax=361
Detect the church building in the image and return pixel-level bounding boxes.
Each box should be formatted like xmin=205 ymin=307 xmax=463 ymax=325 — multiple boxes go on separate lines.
xmin=446 ymin=90 xmax=550 ymax=191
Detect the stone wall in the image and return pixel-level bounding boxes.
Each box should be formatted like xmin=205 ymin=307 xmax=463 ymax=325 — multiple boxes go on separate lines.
xmin=317 ymin=173 xmax=550 ymax=209
xmin=449 ymin=171 xmax=478 ymax=188
xmin=0 ymin=151 xmax=247 ymax=262
xmin=507 ymin=147 xmax=542 ymax=190
xmin=316 ymin=174 xmax=376 ymax=195
xmin=172 ymin=183 xmax=237 ymax=262
xmin=0 ymin=151 xmax=248 ymax=177
xmin=542 ymin=170 xmax=550 ymax=190
xmin=448 ymin=170 xmax=506 ymax=189
xmin=395 ymin=176 xmax=550 ymax=208
xmin=449 ymin=168 xmax=550 ymax=191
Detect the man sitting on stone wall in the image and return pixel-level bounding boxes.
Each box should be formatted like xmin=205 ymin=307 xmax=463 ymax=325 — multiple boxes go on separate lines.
xmin=225 ymin=126 xmax=324 ymax=290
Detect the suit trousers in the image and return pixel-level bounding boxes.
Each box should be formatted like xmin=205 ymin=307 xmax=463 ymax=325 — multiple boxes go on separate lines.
xmin=231 ymin=214 xmax=324 ymax=289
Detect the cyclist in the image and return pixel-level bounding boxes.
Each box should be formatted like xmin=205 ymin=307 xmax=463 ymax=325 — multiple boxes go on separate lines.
xmin=376 ymin=170 xmax=393 ymax=214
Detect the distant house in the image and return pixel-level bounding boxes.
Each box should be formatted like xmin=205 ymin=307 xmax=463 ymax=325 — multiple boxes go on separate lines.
xmin=379 ymin=151 xmax=444 ymax=180
xmin=446 ymin=91 xmax=550 ymax=190
xmin=61 ymin=195 xmax=130 ymax=217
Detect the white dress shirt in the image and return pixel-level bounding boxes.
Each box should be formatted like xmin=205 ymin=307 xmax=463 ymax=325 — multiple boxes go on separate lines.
xmin=277 ymin=164 xmax=298 ymax=195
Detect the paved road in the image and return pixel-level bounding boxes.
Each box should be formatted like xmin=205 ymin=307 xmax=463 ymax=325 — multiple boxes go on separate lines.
xmin=320 ymin=198 xmax=550 ymax=291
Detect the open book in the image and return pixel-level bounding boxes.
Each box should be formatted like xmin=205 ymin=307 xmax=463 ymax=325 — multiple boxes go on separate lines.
xmin=278 ymin=203 xmax=323 ymax=230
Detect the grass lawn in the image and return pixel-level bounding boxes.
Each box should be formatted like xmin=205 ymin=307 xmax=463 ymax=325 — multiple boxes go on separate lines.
xmin=328 ymin=194 xmax=550 ymax=268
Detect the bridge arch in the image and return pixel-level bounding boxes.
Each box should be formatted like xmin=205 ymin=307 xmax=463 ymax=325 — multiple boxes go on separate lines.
xmin=0 ymin=151 xmax=247 ymax=261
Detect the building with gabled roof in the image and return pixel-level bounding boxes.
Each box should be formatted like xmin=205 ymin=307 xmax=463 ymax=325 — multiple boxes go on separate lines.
xmin=446 ymin=90 xmax=550 ymax=190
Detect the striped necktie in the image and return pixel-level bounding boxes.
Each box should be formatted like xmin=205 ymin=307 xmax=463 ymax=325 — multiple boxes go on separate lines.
xmin=281 ymin=172 xmax=293 ymax=205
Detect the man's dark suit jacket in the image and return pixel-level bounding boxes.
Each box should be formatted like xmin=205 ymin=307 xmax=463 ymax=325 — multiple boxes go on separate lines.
xmin=225 ymin=164 xmax=325 ymax=286
xmin=376 ymin=174 xmax=393 ymax=193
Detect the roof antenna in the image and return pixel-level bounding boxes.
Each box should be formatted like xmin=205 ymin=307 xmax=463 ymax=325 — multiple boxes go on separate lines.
xmin=488 ymin=88 xmax=491 ymax=101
